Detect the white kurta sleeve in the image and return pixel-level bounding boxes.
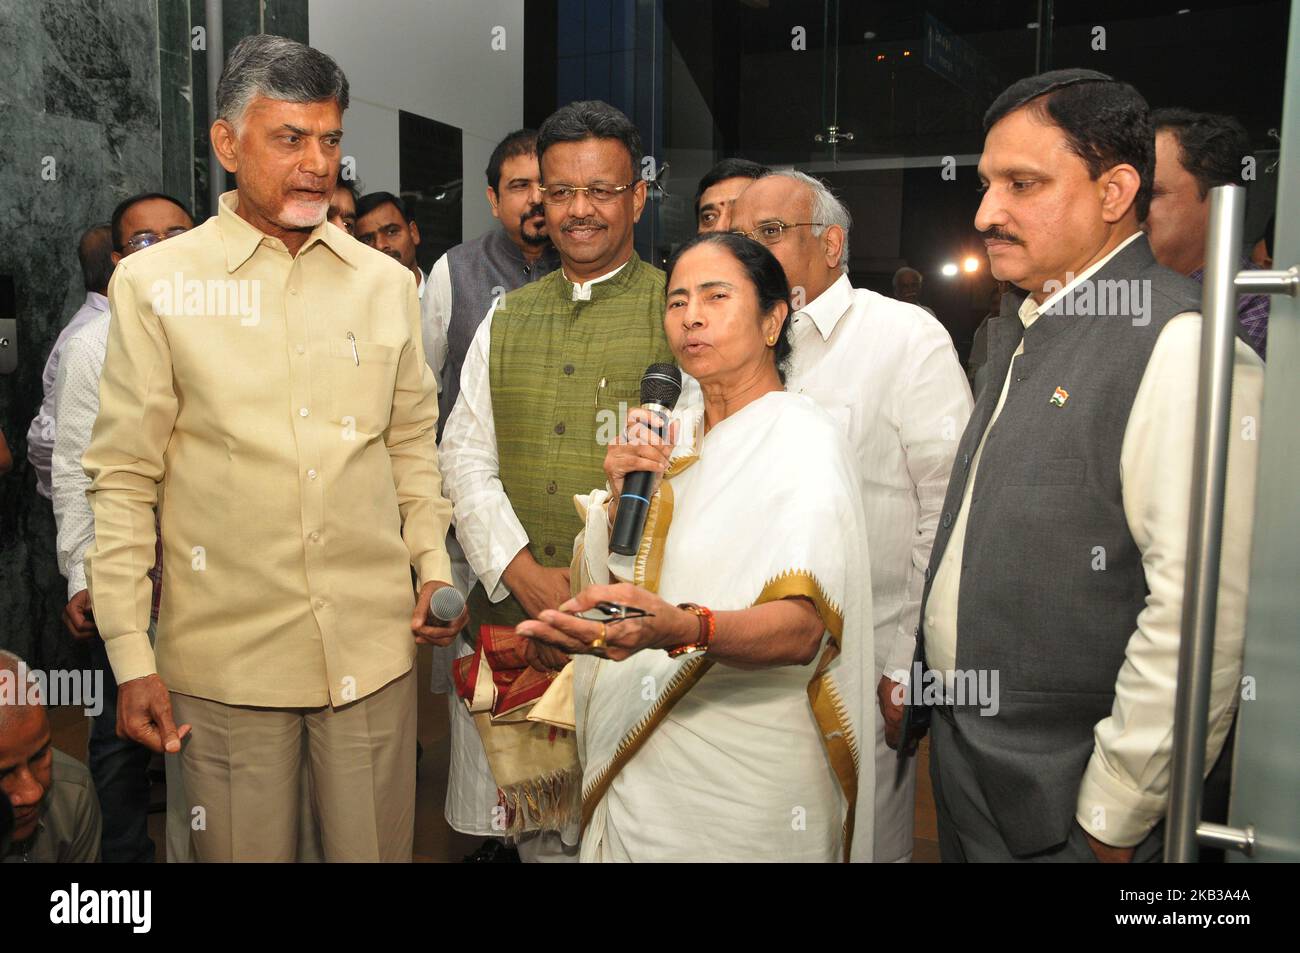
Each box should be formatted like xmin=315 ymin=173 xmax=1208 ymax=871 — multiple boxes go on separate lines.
xmin=422 ymin=254 xmax=453 ymax=387
xmin=886 ymin=317 xmax=973 ymax=682
xmin=51 ymin=332 xmax=105 ymax=600
xmin=439 ymin=305 xmax=529 ymax=602
xmin=1075 ymin=313 xmax=1263 ymax=847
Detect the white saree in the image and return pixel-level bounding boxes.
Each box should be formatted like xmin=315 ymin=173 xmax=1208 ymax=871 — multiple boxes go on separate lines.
xmin=569 ymin=389 xmax=875 ymax=862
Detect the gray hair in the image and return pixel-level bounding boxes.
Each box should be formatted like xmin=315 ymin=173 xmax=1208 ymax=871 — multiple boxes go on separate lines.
xmin=893 ymin=266 xmax=923 ymax=292
xmin=765 ymin=169 xmax=852 ymax=273
xmin=216 ymin=35 xmax=349 ymax=128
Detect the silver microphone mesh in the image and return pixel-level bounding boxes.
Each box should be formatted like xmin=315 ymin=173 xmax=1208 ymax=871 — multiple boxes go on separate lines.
xmin=429 ymin=586 xmax=467 ymax=624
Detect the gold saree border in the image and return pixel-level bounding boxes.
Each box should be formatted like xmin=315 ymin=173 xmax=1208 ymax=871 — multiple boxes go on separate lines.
xmin=582 ymin=473 xmax=695 ymax=829
xmin=753 ymin=569 xmax=844 ymax=644
xmin=582 ymin=563 xmax=862 ymax=862
xmin=755 ymin=570 xmax=859 ymax=863
xmin=580 ymin=655 xmax=715 ymax=830
xmin=632 ymin=480 xmax=674 ymax=593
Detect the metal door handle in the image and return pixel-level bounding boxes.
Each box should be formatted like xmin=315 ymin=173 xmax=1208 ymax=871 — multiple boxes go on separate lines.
xmin=1165 ymin=184 xmax=1251 ymax=862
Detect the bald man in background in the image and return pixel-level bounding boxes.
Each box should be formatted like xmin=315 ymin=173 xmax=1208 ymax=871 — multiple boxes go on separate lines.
xmin=0 ymin=650 xmax=101 ymax=863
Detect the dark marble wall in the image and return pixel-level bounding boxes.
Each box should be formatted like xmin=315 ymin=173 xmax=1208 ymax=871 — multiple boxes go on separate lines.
xmin=0 ymin=0 xmax=309 ymax=666
xmin=0 ymin=0 xmax=163 ymax=669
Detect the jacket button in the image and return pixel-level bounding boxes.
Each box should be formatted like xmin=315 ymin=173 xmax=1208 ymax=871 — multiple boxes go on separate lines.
xmin=554 ymin=422 xmax=566 ymax=435
xmin=962 ymin=453 xmax=970 ymax=468
xmin=942 ymin=512 xmax=953 ymax=528
xmin=546 ymin=481 xmax=557 ymax=494
xmin=563 ymin=364 xmax=574 ymax=375
xmin=544 ymin=544 xmax=556 ymax=557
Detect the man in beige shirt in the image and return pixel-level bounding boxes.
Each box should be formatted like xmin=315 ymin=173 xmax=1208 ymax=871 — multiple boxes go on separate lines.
xmin=83 ymin=35 xmax=465 ymax=862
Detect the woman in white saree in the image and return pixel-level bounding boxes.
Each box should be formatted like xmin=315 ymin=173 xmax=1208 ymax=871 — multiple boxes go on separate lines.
xmin=518 ymin=233 xmax=874 ymax=862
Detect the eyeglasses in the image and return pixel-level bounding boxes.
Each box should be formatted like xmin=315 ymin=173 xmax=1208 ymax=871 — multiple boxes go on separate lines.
xmin=123 ymin=226 xmax=190 ymax=252
xmin=732 ymin=221 xmax=825 ymax=246
xmin=538 ymin=182 xmax=636 ymax=206
xmin=357 ymin=223 xmax=408 ymax=246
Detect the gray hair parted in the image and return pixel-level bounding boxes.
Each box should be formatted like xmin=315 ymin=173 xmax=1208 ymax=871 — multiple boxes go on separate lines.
xmin=216 ymin=35 xmax=350 ymax=128
xmin=764 ymin=169 xmax=852 ymax=274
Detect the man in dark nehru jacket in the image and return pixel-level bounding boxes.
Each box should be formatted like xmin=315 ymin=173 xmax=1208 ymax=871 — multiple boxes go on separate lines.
xmin=425 ymin=129 xmax=561 ymax=438
xmin=912 ymin=69 xmax=1263 ymax=863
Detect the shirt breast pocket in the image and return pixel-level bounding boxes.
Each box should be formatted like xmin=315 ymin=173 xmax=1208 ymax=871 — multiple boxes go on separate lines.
xmin=329 ymin=338 xmax=400 ymax=438
xmin=595 ymin=377 xmax=641 ymax=430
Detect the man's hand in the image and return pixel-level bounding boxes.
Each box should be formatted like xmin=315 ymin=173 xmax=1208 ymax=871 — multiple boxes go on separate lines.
xmin=412 ymin=581 xmax=470 ymax=646
xmin=522 ymin=637 xmax=571 ymax=673
xmin=1082 ymin=827 xmax=1135 ymax=863
xmin=502 ymin=548 xmax=571 ymax=620
xmin=117 ymin=673 xmax=190 ymax=754
xmin=877 ymin=675 xmax=906 ymax=750
xmin=62 ymin=590 xmax=98 ymax=640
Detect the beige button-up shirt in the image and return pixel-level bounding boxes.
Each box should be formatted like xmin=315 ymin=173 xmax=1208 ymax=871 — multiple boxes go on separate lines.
xmin=84 ymin=191 xmax=453 ymax=708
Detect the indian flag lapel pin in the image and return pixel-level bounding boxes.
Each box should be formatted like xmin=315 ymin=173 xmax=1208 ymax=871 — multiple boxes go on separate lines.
xmin=1049 ymin=386 xmax=1069 ymax=408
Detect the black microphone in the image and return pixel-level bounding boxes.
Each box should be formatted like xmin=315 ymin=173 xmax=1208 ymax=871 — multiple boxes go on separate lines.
xmin=610 ymin=363 xmax=683 ymax=556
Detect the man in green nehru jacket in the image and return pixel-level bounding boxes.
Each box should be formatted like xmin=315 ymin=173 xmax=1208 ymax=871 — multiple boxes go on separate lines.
xmin=439 ymin=100 xmax=672 ymax=862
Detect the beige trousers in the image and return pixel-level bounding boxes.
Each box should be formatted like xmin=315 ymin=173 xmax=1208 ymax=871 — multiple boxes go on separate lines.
xmin=170 ymin=668 xmax=416 ymax=862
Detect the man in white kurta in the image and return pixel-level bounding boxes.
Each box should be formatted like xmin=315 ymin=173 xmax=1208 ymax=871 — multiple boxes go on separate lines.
xmin=732 ymin=171 xmax=973 ymax=862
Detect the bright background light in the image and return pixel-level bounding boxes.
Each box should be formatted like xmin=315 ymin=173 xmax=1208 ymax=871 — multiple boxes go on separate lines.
xmin=940 ymin=262 xmax=959 ymax=277
xmin=963 ymin=256 xmax=980 ymax=273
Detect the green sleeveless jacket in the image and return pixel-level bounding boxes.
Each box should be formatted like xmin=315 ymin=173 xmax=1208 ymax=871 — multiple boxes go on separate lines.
xmin=471 ymin=253 xmax=673 ymax=628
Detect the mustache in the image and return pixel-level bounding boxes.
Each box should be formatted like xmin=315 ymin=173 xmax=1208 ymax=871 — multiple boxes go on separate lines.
xmin=562 ymin=218 xmax=606 ymax=232
xmin=520 ymin=204 xmax=545 ymax=225
xmin=981 ymin=227 xmax=1021 ymax=244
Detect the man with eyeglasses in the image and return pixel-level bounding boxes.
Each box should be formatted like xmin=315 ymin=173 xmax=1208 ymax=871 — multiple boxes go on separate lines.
xmin=730 ymin=171 xmax=972 ymax=864
xmin=422 ymin=129 xmax=560 ymax=864
xmin=47 ymin=191 xmax=192 ymax=862
xmin=440 ymin=100 xmax=674 ymax=863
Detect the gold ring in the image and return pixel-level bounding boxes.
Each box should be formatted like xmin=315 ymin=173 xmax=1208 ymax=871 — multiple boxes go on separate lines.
xmin=590 ymin=622 xmax=607 ymax=651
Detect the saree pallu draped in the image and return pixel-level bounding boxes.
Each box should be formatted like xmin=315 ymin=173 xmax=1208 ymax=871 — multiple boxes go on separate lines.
xmin=452 ymin=626 xmax=580 ymax=835
xmin=568 ymin=391 xmax=875 ymax=862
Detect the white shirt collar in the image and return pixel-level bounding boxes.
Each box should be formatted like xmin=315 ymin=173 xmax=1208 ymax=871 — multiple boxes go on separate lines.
xmin=415 ymin=268 xmax=427 ymax=299
xmin=564 ymin=260 xmax=627 ymax=301
xmin=1018 ymin=231 xmax=1143 ymax=330
xmin=793 ymin=273 xmax=853 ymax=341
xmin=86 ymin=291 xmax=110 ymax=313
